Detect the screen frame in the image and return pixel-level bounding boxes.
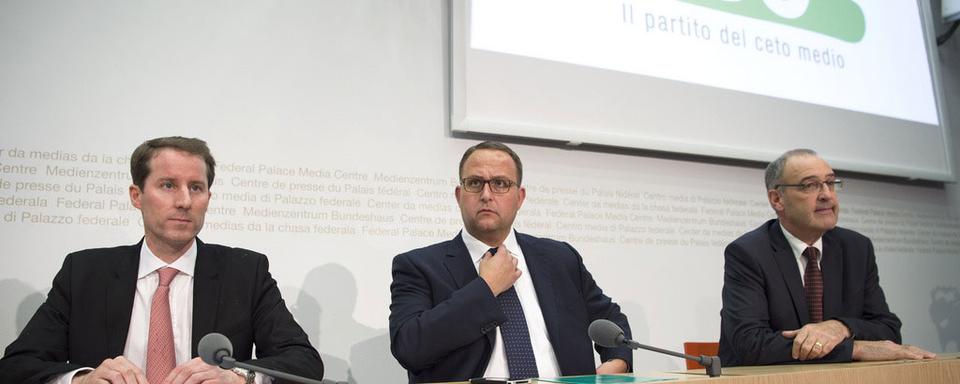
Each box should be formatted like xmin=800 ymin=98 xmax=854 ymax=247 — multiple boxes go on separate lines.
xmin=449 ymin=0 xmax=954 ymax=182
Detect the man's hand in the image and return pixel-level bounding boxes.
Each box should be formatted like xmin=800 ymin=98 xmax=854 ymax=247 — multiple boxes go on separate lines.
xmin=853 ymin=340 xmax=937 ymax=361
xmin=781 ymin=320 xmax=851 ymax=360
xmin=596 ymin=359 xmax=629 ymax=374
xmin=159 ymin=357 xmax=244 ymax=384
xmin=72 ymin=356 xmax=148 ymax=384
xmin=479 ymin=246 xmax=521 ymax=296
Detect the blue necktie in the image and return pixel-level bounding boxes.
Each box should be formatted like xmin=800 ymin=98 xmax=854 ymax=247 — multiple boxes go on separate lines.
xmin=489 ymin=247 xmax=539 ymax=379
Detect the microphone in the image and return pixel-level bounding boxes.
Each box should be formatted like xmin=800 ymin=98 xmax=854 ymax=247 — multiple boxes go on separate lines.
xmin=198 ymin=332 xmax=329 ymax=384
xmin=198 ymin=333 xmax=233 ymax=366
xmin=588 ymin=319 xmax=721 ymax=377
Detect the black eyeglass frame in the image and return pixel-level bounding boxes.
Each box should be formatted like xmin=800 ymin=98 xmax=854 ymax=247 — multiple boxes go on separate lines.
xmin=460 ymin=177 xmax=518 ymax=194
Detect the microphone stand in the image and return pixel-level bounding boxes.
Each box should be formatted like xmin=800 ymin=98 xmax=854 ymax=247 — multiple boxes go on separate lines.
xmin=621 ymin=340 xmax=721 ymax=377
xmin=219 ymin=356 xmax=327 ymax=384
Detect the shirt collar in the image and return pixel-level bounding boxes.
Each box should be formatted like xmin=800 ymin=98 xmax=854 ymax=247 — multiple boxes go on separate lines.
xmin=780 ymin=222 xmax=822 ymax=259
xmin=137 ymin=239 xmax=197 ymax=279
xmin=461 ymin=227 xmax=523 ymax=264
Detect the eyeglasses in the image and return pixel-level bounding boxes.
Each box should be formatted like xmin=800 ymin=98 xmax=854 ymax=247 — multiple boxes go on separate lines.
xmin=775 ymin=179 xmax=843 ymax=194
xmin=460 ymin=177 xmax=517 ymax=194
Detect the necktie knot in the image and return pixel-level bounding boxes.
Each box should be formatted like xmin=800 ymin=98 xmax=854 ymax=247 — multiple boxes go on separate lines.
xmin=803 ymin=247 xmax=820 ymax=263
xmin=157 ymin=267 xmax=178 ymax=287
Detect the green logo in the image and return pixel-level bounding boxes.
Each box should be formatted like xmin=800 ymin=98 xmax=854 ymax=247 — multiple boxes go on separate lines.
xmin=677 ymin=0 xmax=865 ymax=43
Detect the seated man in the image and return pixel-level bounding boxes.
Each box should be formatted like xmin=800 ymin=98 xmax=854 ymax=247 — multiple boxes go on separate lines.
xmin=389 ymin=141 xmax=632 ymax=383
xmin=719 ymin=148 xmax=936 ymax=366
xmin=0 ymin=137 xmax=324 ymax=384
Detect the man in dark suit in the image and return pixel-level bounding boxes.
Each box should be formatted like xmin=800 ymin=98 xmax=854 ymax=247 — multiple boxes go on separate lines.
xmin=719 ymin=148 xmax=936 ymax=366
xmin=0 ymin=137 xmax=324 ymax=384
xmin=389 ymin=141 xmax=631 ymax=383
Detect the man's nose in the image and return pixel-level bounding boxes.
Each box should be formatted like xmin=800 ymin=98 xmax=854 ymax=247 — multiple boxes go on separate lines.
xmin=174 ymin=188 xmax=192 ymax=208
xmin=817 ymin=184 xmax=836 ymax=200
xmin=479 ymin=181 xmax=494 ymax=200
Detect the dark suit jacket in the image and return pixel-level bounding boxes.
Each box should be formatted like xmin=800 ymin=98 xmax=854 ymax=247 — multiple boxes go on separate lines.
xmin=0 ymin=239 xmax=324 ymax=384
xmin=719 ymin=219 xmax=902 ymax=366
xmin=389 ymin=231 xmax=632 ymax=383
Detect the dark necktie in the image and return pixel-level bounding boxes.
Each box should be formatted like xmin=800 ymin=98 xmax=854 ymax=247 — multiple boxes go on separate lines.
xmin=803 ymin=247 xmax=824 ymax=323
xmin=489 ymin=248 xmax=539 ymax=379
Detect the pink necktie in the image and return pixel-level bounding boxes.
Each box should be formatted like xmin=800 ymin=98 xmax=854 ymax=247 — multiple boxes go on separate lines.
xmin=147 ymin=267 xmax=179 ymax=383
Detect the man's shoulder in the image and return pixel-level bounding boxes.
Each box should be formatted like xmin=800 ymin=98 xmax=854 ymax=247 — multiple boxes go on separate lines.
xmin=516 ymin=232 xmax=572 ymax=252
xmin=724 ymin=220 xmax=789 ymax=267
xmin=824 ymin=226 xmax=874 ymax=257
xmin=66 ymin=243 xmax=139 ymax=261
xmin=729 ymin=219 xmax=778 ymax=248
xmin=515 ymin=232 xmax=583 ymax=266
xmin=826 ymin=226 xmax=870 ymax=243
xmin=198 ymin=241 xmax=268 ymax=264
xmin=395 ymin=237 xmax=462 ymax=263
xmin=69 ymin=244 xmax=137 ymax=254
xmin=731 ymin=222 xmax=770 ymax=245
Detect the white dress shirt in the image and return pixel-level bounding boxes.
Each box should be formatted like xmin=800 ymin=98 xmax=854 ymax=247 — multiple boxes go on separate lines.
xmin=49 ymin=241 xmax=194 ymax=384
xmin=461 ymin=228 xmax=562 ymax=379
xmin=780 ymin=223 xmax=824 ymax=284
xmin=49 ymin=241 xmax=270 ymax=384
xmin=124 ymin=241 xmax=197 ymax=372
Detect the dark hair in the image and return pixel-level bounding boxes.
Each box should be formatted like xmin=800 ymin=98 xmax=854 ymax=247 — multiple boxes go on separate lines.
xmin=459 ymin=141 xmax=523 ymax=185
xmin=130 ymin=136 xmax=216 ymax=189
xmin=765 ymin=148 xmax=818 ymax=190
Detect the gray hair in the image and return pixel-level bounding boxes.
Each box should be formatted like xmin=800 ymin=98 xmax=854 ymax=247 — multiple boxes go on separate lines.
xmin=765 ymin=149 xmax=818 ymax=190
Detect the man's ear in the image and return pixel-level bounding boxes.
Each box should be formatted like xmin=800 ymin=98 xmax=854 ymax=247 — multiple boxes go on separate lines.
xmin=129 ymin=184 xmax=143 ymax=209
xmin=768 ymin=188 xmax=783 ymax=213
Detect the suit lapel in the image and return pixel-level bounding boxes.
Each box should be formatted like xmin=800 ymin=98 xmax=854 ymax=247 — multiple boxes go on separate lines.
xmin=443 ymin=233 xmax=497 ymax=352
xmin=820 ymin=232 xmax=843 ymax=319
xmin=105 ymin=243 xmax=141 ymax=357
xmin=191 ymin=239 xmax=222 ymax=357
xmin=516 ymin=232 xmax=560 ymax=349
xmin=442 ymin=232 xmax=480 ymax=289
xmin=770 ymin=222 xmax=810 ymax=325
xmin=442 ymin=232 xmax=494 ymax=348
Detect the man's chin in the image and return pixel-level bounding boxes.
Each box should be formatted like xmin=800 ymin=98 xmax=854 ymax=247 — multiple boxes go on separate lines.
xmin=475 ymin=224 xmax=500 ymax=233
xmin=814 ymin=219 xmax=838 ymax=232
xmin=814 ymin=210 xmax=837 ymax=221
xmin=468 ymin=221 xmax=504 ymax=235
xmin=161 ymin=231 xmax=199 ymax=244
xmin=473 ymin=215 xmax=499 ymax=225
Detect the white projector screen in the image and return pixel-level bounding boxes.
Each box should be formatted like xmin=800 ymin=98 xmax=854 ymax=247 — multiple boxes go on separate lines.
xmin=947 ymin=0 xmax=960 ymax=22
xmin=451 ymin=0 xmax=954 ymax=181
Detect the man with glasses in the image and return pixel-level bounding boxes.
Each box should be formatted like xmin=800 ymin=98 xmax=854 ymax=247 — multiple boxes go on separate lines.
xmin=389 ymin=141 xmax=632 ymax=383
xmin=719 ymin=149 xmax=936 ymax=366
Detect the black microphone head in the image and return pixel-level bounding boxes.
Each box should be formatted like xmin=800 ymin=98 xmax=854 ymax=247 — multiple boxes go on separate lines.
xmin=198 ymin=332 xmax=233 ymax=367
xmin=588 ymin=319 xmax=625 ymax=348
